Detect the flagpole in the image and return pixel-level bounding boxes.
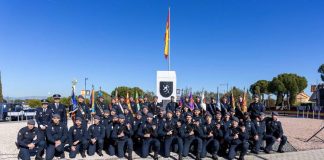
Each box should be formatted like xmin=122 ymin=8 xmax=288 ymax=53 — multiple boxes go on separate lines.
xmin=168 ymin=7 xmax=171 ymax=71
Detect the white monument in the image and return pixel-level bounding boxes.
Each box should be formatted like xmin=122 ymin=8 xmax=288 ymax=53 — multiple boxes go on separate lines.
xmin=156 ymin=71 xmax=176 ymax=104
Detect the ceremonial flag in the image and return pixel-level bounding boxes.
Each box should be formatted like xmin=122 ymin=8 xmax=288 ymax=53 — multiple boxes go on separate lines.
xmin=178 ymin=96 xmax=183 ymax=107
xmin=216 ymin=87 xmax=221 ymax=110
xmin=90 ymin=87 xmax=95 ymax=113
xmin=201 ymin=92 xmax=206 ymax=111
xmin=126 ymin=92 xmax=134 ymax=115
xmin=242 ymin=89 xmax=248 ymax=112
xmin=135 ymin=91 xmax=140 ymax=111
xmin=164 ymin=8 xmax=170 ymax=59
xmin=71 ymin=87 xmax=78 ymax=111
xmin=189 ymin=92 xmax=194 ymax=111
xmin=231 ymin=89 xmax=236 ymax=109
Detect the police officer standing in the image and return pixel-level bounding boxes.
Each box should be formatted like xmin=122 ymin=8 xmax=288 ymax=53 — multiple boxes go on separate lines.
xmin=17 ymin=119 xmax=45 ymax=160
xmin=95 ymin=94 xmax=108 ymax=118
xmin=35 ymin=99 xmax=52 ymax=158
xmin=111 ymin=114 xmax=133 ymax=160
xmin=75 ymin=95 xmax=91 ymax=129
xmin=248 ymin=95 xmax=265 ymax=120
xmin=88 ymin=115 xmax=105 ymax=156
xmin=150 ymin=96 xmax=162 ymax=116
xmin=166 ymin=96 xmax=179 ymax=112
xmin=68 ymin=117 xmax=88 ymax=158
xmin=46 ymin=114 xmax=68 ymax=160
xmin=49 ymin=94 xmax=67 ymax=126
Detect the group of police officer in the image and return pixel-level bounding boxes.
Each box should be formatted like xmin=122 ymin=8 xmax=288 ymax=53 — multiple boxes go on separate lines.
xmin=17 ymin=94 xmax=287 ymax=160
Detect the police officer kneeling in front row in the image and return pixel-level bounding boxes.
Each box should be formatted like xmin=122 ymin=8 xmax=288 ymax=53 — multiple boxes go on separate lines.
xmin=137 ymin=113 xmax=160 ymax=160
xmin=17 ymin=119 xmax=46 ymax=160
xmin=111 ymin=114 xmax=133 ymax=160
xmin=46 ymin=114 xmax=68 ymax=160
xmin=88 ymin=115 xmax=105 ymax=156
xmin=68 ymin=117 xmax=88 ymax=158
xmin=225 ymin=117 xmax=249 ymax=160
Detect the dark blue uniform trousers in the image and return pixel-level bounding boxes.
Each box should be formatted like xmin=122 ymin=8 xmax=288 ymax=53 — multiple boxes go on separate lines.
xmin=182 ymin=137 xmax=202 ymax=157
xmin=19 ymin=141 xmax=46 ymax=160
xmin=164 ymin=136 xmax=183 ymax=157
xmin=69 ymin=140 xmax=88 ymax=158
xmin=116 ymin=138 xmax=133 ymax=158
xmin=141 ymin=138 xmax=160 ymax=158
xmin=88 ymin=139 xmax=104 ymax=156
xmin=45 ymin=143 xmax=65 ymax=160
xmin=201 ymin=138 xmax=219 ymax=158
xmin=228 ymin=141 xmax=249 ymax=160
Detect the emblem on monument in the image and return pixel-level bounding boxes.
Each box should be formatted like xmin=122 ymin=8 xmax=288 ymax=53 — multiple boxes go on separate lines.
xmin=159 ymin=81 xmax=173 ymax=97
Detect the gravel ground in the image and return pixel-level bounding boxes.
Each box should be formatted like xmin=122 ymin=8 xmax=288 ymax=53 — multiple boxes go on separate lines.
xmin=0 ymin=117 xmax=323 ymax=159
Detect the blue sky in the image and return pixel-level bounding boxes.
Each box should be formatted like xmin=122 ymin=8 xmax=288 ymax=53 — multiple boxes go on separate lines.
xmin=0 ymin=0 xmax=323 ymax=97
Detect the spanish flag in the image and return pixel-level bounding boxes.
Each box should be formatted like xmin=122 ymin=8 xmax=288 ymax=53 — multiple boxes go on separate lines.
xmin=164 ymin=8 xmax=170 ymax=59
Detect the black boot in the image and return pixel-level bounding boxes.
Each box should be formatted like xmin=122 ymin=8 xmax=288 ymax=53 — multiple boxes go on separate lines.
xmin=60 ymin=152 xmax=65 ymax=159
xmin=238 ymin=155 xmax=245 ymax=160
xmin=128 ymin=150 xmax=132 ymax=160
xmin=195 ymin=153 xmax=201 ymax=160
xmin=81 ymin=151 xmax=86 ymax=158
xmin=212 ymin=153 xmax=218 ymax=160
xmin=98 ymin=150 xmax=103 ymax=156
xmin=153 ymin=152 xmax=158 ymax=160
xmin=178 ymin=154 xmax=183 ymax=160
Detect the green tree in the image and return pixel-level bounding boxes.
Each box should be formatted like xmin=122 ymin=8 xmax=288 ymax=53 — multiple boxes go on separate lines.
xmin=27 ymin=99 xmax=42 ymax=108
xmin=268 ymin=77 xmax=286 ymax=106
xmin=318 ymin=64 xmax=324 ymax=81
xmin=250 ymin=80 xmax=269 ymax=101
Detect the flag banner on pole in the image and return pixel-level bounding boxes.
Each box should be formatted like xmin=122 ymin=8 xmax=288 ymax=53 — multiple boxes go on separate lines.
xmin=216 ymin=88 xmax=221 ymax=110
xmin=201 ymin=92 xmax=206 ymax=111
xmin=135 ymin=91 xmax=140 ymax=111
xmin=71 ymin=87 xmax=78 ymax=111
xmin=164 ymin=8 xmax=170 ymax=59
xmin=126 ymin=92 xmax=134 ymax=115
xmin=189 ymin=92 xmax=194 ymax=111
xmin=242 ymin=89 xmax=248 ymax=112
xmin=90 ymin=88 xmax=95 ymax=113
xmin=231 ymin=89 xmax=236 ymax=109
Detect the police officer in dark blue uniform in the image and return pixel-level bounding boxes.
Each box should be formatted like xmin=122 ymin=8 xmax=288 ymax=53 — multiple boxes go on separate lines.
xmin=111 ymin=114 xmax=133 ymax=159
xmin=88 ymin=115 xmax=105 ymax=156
xmin=201 ymin=113 xmax=222 ymax=160
xmin=137 ymin=113 xmax=160 ymax=159
xmin=48 ymin=94 xmax=67 ymax=126
xmin=248 ymin=95 xmax=265 ymax=120
xmin=45 ymin=114 xmax=68 ymax=160
xmin=251 ymin=112 xmax=266 ymax=154
xmin=95 ymin=94 xmax=108 ymax=118
xmin=149 ymin=96 xmax=162 ymax=116
xmin=225 ymin=117 xmax=249 ymax=160
xmin=106 ymin=115 xmax=118 ymax=156
xmin=158 ymin=110 xmax=183 ymax=159
xmin=265 ymin=112 xmax=287 ymax=153
xmin=166 ymin=96 xmax=179 ymax=113
xmin=35 ymin=99 xmax=52 ymax=158
xmin=17 ymin=119 xmax=45 ymax=160
xmin=68 ymin=117 xmax=88 ymax=158
xmin=75 ymin=95 xmax=91 ymax=129
xmin=181 ymin=112 xmax=203 ymax=160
